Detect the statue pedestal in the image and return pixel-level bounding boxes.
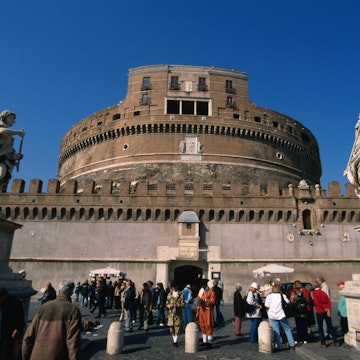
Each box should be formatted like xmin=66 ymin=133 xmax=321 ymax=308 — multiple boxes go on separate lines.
xmin=0 ymin=217 xmax=37 ymax=323
xmin=343 ymin=274 xmax=360 ymax=351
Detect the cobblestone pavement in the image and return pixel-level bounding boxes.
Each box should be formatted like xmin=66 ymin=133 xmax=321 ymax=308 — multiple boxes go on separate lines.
xmin=27 ymin=299 xmax=359 ymax=360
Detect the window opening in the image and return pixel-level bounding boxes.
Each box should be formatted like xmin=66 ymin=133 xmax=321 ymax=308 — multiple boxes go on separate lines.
xmin=142 ymin=77 xmax=151 ymax=90
xmin=198 ymin=77 xmax=208 ymax=91
xmin=170 ymin=76 xmax=180 ymax=90
xmin=225 ymin=79 xmax=233 ymax=93
xmin=167 ymin=100 xmax=180 ymax=114
xmin=183 ymin=101 xmax=194 ymax=115
xmin=197 ymin=101 xmax=208 ymax=115
xmin=302 ymin=209 xmax=312 ymax=229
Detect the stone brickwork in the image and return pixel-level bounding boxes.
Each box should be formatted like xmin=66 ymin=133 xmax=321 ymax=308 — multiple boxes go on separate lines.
xmin=57 ymin=65 xmax=321 ymax=189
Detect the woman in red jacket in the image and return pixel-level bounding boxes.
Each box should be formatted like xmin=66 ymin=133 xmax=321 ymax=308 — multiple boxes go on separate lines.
xmin=311 ymin=282 xmax=340 ymax=348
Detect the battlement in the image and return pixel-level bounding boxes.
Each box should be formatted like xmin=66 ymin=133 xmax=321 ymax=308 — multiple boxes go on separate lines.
xmin=3 ymin=178 xmax=355 ymax=197
xmin=1 ymin=178 xmax=359 ymax=226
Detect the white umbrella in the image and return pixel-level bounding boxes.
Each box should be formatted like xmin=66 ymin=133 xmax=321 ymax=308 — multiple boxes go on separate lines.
xmin=253 ymin=264 xmax=294 ymax=280
xmin=89 ymin=267 xmax=124 ymax=278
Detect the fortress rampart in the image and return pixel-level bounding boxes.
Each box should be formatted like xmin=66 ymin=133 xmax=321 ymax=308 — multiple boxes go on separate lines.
xmin=3 ymin=178 xmax=360 ymax=300
xmin=1 ymin=178 xmax=358 ymax=225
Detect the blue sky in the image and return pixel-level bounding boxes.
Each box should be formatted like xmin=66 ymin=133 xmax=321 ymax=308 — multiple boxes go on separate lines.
xmin=1 ymin=0 xmax=359 ymax=194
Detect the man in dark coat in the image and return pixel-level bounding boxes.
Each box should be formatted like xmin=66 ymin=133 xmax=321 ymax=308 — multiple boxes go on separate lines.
xmin=23 ymin=280 xmax=82 ymax=360
xmin=0 ymin=288 xmax=25 ymax=360
xmin=38 ymin=282 xmax=57 ymax=304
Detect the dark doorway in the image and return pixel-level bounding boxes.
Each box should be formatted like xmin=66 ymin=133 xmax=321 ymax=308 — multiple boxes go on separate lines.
xmin=174 ymin=265 xmax=203 ymax=293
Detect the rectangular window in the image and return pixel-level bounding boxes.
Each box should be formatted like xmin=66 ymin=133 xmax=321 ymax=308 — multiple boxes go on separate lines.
xmin=226 ymin=96 xmax=233 ymax=106
xmin=196 ymin=101 xmax=208 ymax=115
xmin=226 ymin=79 xmax=235 ymax=93
xmin=141 ymin=93 xmax=150 ymax=104
xmin=198 ymin=77 xmax=208 ymax=91
xmin=167 ymin=100 xmax=180 ymax=114
xmin=170 ymin=76 xmax=180 ymax=90
xmin=182 ymin=101 xmax=194 ymax=114
xmin=142 ymin=77 xmax=151 ymax=90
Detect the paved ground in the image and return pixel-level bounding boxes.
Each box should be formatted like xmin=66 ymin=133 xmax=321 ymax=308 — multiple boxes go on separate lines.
xmin=27 ymin=299 xmax=358 ymax=360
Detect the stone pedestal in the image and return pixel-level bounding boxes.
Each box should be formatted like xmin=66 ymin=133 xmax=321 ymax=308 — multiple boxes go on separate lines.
xmin=342 ymin=274 xmax=360 ymax=351
xmin=0 ymin=218 xmax=37 ymax=323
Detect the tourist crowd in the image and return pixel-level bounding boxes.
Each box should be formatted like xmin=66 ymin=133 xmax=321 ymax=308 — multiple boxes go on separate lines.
xmin=0 ymin=274 xmax=348 ymax=359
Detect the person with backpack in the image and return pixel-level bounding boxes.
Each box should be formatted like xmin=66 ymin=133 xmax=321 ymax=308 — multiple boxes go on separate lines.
xmin=245 ymin=282 xmax=263 ymax=343
xmin=290 ymin=280 xmax=310 ymax=344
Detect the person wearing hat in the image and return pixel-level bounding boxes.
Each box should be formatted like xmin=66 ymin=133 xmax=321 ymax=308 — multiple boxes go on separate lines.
xmin=181 ymin=284 xmax=194 ymax=329
xmin=246 ymin=282 xmax=263 ymax=343
xmin=289 ymin=280 xmax=310 ymax=344
xmin=337 ymin=281 xmax=348 ymax=336
xmin=195 ymin=279 xmax=216 ymax=348
xmin=166 ymin=283 xmax=184 ymax=347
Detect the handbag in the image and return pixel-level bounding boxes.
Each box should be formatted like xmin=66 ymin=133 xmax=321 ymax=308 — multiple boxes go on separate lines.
xmin=281 ymin=294 xmax=295 ymax=318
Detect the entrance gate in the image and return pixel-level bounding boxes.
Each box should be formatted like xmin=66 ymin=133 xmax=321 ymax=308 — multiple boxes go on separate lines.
xmin=174 ymin=265 xmax=203 ymax=292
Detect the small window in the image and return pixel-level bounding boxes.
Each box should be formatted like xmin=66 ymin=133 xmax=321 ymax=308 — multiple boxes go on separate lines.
xmin=233 ymin=114 xmax=240 ymax=119
xmin=198 ymin=77 xmax=208 ymax=91
xmin=170 ymin=76 xmax=180 ymax=90
xmin=226 ymin=96 xmax=233 ymax=106
xmin=273 ymin=121 xmax=279 ymax=128
xmin=254 ymin=116 xmax=261 ymax=123
xmin=226 ymin=80 xmax=235 ymax=93
xmin=112 ymin=114 xmax=121 ymax=121
xmin=141 ymin=93 xmax=150 ymax=104
xmin=142 ymin=77 xmax=151 ymax=90
xmin=134 ymin=111 xmax=140 ymax=116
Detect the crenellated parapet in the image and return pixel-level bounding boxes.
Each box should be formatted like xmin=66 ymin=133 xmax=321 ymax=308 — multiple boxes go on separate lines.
xmin=1 ymin=178 xmax=359 ymax=227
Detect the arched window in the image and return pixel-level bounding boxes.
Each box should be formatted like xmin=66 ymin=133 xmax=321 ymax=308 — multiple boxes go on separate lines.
xmin=209 ymin=210 xmax=215 ymax=221
xmin=229 ymin=210 xmax=235 ymax=222
xmin=136 ymin=209 xmax=142 ymax=220
xmin=165 ymin=209 xmax=171 ymax=221
xmin=70 ymin=208 xmax=76 ymax=220
xmin=249 ymin=210 xmax=255 ymax=222
xmin=302 ymin=209 xmax=312 ymax=229
xmin=218 ymin=210 xmax=225 ymax=221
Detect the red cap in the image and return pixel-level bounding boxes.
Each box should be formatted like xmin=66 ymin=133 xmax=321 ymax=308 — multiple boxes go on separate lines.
xmin=337 ymin=281 xmax=345 ymax=286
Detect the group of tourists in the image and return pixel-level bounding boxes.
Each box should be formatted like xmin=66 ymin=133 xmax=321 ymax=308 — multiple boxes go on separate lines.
xmin=0 ymin=274 xmax=348 ymax=359
xmin=119 ymin=278 xmax=223 ymax=348
xmin=234 ymin=276 xmax=347 ymax=351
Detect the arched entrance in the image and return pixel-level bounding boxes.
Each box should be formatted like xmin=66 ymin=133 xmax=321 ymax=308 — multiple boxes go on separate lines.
xmin=174 ymin=265 xmax=203 ymax=292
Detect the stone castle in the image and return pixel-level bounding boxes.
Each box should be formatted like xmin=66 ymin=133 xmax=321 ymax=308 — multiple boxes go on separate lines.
xmin=2 ymin=65 xmax=359 ymax=300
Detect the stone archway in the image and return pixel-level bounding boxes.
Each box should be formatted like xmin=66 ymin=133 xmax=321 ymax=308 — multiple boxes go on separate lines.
xmin=174 ymin=265 xmax=203 ymax=293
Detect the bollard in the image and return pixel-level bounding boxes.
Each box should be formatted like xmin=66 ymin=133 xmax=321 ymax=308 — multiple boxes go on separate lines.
xmin=258 ymin=320 xmax=273 ymax=353
xmin=106 ymin=321 xmax=124 ymax=355
xmin=185 ymin=322 xmax=199 ymax=353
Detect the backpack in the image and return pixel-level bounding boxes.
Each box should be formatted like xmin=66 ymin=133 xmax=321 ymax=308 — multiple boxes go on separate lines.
xmin=294 ymin=292 xmax=307 ymax=315
xmin=241 ymin=291 xmax=256 ymax=315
